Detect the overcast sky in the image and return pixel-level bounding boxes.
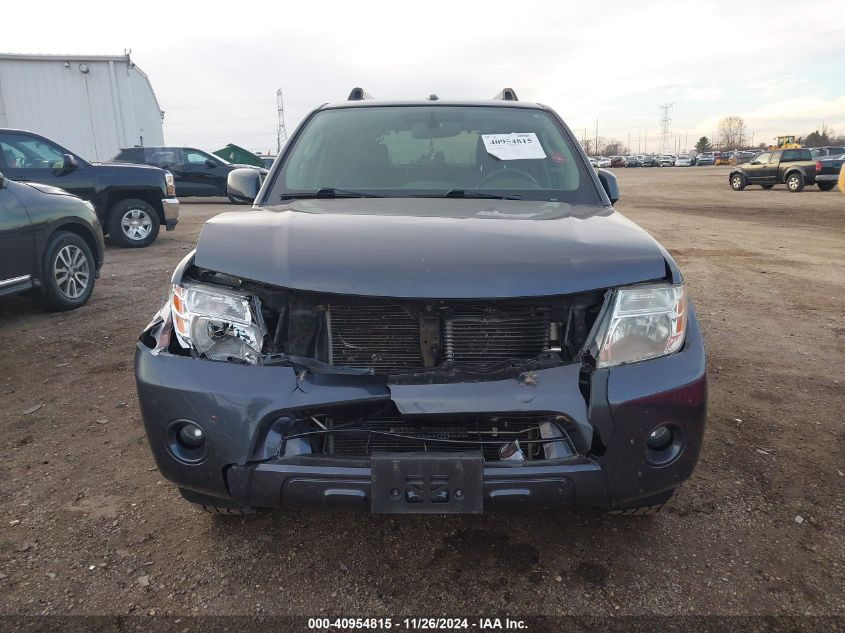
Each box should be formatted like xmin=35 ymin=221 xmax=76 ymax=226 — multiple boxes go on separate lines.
xmin=5 ymin=0 xmax=845 ymax=153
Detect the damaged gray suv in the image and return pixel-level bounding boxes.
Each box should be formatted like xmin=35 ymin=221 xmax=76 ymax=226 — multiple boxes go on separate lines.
xmin=135 ymin=89 xmax=706 ymax=516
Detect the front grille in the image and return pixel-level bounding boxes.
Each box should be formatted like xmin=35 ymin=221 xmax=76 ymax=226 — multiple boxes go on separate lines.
xmin=445 ymin=306 xmax=550 ymax=366
xmin=325 ymin=416 xmax=567 ymax=461
xmin=328 ymin=302 xmax=551 ymax=373
xmin=328 ymin=305 xmax=422 ymax=373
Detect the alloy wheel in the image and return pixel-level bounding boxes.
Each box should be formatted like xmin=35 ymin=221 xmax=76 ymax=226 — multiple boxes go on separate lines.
xmin=53 ymin=245 xmax=90 ymax=299
xmin=121 ymin=208 xmax=153 ymax=241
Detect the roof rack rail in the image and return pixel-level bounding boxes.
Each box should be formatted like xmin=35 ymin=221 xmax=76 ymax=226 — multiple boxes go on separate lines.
xmin=348 ymin=87 xmax=373 ymax=101
xmin=493 ymin=88 xmax=518 ymax=102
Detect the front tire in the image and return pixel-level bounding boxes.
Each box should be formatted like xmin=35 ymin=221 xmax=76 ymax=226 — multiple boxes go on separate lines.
xmin=786 ymin=173 xmax=804 ymax=193
xmin=817 ymin=181 xmax=835 ymax=191
xmin=39 ymin=231 xmax=96 ymax=311
xmin=178 ymin=488 xmax=258 ymax=516
xmin=604 ymin=488 xmax=675 ymax=516
xmin=108 ymin=198 xmax=160 ymax=247
xmin=730 ymin=173 xmax=746 ymax=191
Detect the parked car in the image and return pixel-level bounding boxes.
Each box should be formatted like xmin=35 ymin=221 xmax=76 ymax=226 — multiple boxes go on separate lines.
xmin=258 ymin=155 xmax=277 ymax=169
xmin=624 ymin=155 xmax=642 ymax=167
xmin=809 ymin=146 xmax=845 ymax=159
xmin=588 ymin=157 xmax=598 ymax=167
xmin=640 ymin=155 xmax=658 ymax=167
xmin=0 ymin=129 xmax=179 ymax=247
xmin=609 ymin=156 xmax=626 ymax=168
xmin=0 ymin=171 xmax=104 ymax=310
xmin=594 ymin=156 xmax=611 ymax=168
xmin=675 ymin=154 xmax=694 ymax=167
xmin=136 ymin=90 xmax=707 ymax=517
xmin=729 ymin=148 xmax=817 ymax=192
xmin=814 ymin=154 xmax=845 ymax=191
xmin=696 ymin=152 xmax=715 ymax=166
xmin=112 ymin=146 xmax=267 ymax=202
xmin=715 ymin=151 xmax=735 ymax=166
xmin=732 ymin=151 xmax=758 ymax=165
xmin=658 ymin=155 xmax=675 ymax=167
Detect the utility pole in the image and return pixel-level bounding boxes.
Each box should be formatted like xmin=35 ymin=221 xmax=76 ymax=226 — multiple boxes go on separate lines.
xmin=658 ymin=102 xmax=673 ymax=156
xmin=594 ymin=120 xmax=599 ymax=157
xmin=627 ymin=131 xmax=631 ymax=153
xmin=276 ymin=88 xmax=288 ymax=154
xmin=644 ymin=128 xmax=648 ymax=153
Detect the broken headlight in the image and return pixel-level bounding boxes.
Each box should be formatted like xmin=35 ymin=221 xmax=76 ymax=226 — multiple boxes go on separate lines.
xmin=170 ymin=283 xmax=265 ymax=364
xmin=596 ymin=283 xmax=687 ymax=367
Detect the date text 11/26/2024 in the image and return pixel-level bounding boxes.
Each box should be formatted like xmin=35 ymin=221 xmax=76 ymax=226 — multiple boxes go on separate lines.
xmin=307 ymin=618 xmax=528 ymax=630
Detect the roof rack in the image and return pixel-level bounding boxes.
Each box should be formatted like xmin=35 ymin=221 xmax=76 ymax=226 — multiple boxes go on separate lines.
xmin=348 ymin=87 xmax=373 ymax=101
xmin=493 ymin=88 xmax=518 ymax=102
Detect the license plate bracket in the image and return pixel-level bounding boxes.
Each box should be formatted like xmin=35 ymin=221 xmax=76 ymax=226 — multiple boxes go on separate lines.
xmin=370 ymin=452 xmax=483 ymax=514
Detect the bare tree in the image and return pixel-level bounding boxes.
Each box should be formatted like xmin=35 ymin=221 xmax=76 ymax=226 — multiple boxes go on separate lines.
xmin=580 ymin=138 xmax=593 ymax=155
xmin=717 ymin=116 xmax=747 ymax=150
xmin=602 ymin=140 xmax=629 ymax=156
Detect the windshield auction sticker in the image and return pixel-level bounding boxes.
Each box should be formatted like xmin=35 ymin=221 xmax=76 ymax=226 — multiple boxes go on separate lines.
xmin=481 ymin=132 xmax=547 ymax=160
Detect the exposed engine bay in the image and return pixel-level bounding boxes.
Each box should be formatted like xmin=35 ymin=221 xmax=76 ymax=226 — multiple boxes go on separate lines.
xmin=273 ymin=402 xmax=578 ymax=463
xmin=169 ymin=266 xmax=608 ymax=380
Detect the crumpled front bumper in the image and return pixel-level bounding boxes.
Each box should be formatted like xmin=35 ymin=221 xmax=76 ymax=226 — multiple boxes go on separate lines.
xmin=134 ymin=307 xmax=707 ymax=512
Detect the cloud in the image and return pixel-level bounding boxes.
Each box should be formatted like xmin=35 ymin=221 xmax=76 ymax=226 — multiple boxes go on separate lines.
xmin=3 ymin=0 xmax=844 ymax=150
xmin=684 ymin=87 xmax=724 ymax=102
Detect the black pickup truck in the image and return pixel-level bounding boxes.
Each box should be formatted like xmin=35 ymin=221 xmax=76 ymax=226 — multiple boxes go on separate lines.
xmin=0 ymin=129 xmax=179 ymax=247
xmin=815 ymin=154 xmax=845 ymax=191
xmin=112 ymin=146 xmax=266 ymax=202
xmin=729 ymin=148 xmax=817 ymax=192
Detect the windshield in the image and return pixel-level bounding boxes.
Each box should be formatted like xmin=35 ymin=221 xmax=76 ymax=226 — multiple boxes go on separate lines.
xmin=270 ymin=105 xmax=601 ymax=204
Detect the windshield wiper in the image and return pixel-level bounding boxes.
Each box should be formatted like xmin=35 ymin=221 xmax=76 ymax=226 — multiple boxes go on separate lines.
xmin=280 ymin=188 xmax=382 ymax=200
xmin=441 ymin=190 xmax=523 ymax=200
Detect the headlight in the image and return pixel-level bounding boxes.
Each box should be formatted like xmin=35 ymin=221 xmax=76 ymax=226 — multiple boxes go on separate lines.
xmin=164 ymin=171 xmax=176 ymax=197
xmin=596 ymin=283 xmax=687 ymax=367
xmin=170 ymin=283 xmax=265 ymax=363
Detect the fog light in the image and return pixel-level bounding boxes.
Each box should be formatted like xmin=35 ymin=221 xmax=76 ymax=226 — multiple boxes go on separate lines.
xmin=178 ymin=423 xmax=205 ymax=449
xmin=647 ymin=426 xmax=673 ymax=451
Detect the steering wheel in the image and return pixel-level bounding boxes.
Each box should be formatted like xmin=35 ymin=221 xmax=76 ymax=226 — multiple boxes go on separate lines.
xmin=476 ymin=167 xmax=540 ymax=188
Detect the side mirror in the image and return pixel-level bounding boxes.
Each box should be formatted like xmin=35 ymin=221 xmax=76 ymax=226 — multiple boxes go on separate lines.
xmin=596 ymin=168 xmax=619 ymax=204
xmin=61 ymin=153 xmax=79 ymax=172
xmin=227 ymin=168 xmax=261 ymax=204
xmin=205 ymin=159 xmax=218 ymax=169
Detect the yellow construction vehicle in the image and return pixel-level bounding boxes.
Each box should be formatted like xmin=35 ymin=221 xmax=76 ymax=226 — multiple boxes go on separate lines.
xmin=769 ymin=135 xmax=802 ymax=150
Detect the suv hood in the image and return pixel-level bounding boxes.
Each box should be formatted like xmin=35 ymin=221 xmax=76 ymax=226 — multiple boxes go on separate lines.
xmin=193 ymin=199 xmax=670 ymax=298
xmin=23 ymin=181 xmax=77 ymax=197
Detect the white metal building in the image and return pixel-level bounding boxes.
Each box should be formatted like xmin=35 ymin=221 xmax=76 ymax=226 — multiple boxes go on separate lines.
xmin=0 ymin=52 xmax=164 ymax=161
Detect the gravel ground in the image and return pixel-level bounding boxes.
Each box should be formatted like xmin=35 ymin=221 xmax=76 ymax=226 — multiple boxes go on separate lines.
xmin=0 ymin=167 xmax=843 ymax=618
